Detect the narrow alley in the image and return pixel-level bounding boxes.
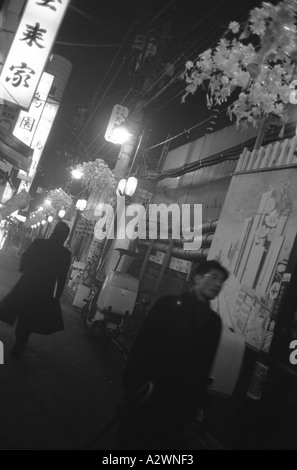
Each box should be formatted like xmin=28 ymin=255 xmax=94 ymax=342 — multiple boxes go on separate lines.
xmin=0 ymin=248 xmax=124 ymax=449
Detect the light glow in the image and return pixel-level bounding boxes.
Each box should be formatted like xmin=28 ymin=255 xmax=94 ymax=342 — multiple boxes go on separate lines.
xmin=72 ymin=169 xmax=84 ymax=180
xmin=76 ymin=199 xmax=87 ymax=211
xmin=111 ymin=127 xmax=132 ymax=145
xmin=104 ymin=104 xmax=129 ymax=143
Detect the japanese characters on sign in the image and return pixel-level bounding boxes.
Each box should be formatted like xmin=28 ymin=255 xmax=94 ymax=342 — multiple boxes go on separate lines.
xmin=31 ymin=100 xmax=59 ymax=151
xmin=12 ymin=72 xmax=54 ymax=146
xmin=17 ymin=100 xmax=59 ymax=192
xmin=0 ymin=0 xmax=71 ymax=109
xmin=104 ymin=105 xmax=129 ymax=143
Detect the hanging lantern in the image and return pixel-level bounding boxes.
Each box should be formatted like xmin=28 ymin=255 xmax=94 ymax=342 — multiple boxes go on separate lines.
xmin=116 ymin=177 xmax=138 ymax=197
xmin=76 ymin=199 xmax=87 ymax=211
xmin=116 ymin=178 xmax=127 ymax=197
xmin=125 ymin=176 xmax=138 ymax=197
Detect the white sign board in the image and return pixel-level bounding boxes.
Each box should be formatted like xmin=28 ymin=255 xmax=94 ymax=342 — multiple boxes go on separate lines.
xmin=104 ymin=104 xmax=129 ymax=143
xmin=13 ymin=72 xmax=54 ymax=146
xmin=0 ymin=0 xmax=71 ymax=109
xmin=31 ymin=100 xmax=59 ymax=150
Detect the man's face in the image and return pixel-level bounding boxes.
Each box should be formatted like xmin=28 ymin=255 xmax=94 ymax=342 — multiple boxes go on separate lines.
xmin=193 ymin=269 xmax=226 ymax=302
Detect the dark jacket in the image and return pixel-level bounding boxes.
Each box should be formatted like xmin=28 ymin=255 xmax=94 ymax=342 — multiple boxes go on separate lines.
xmin=0 ymin=239 xmax=71 ymax=334
xmin=116 ymin=291 xmax=222 ymax=449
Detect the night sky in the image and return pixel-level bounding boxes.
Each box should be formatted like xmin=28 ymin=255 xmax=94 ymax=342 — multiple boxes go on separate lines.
xmin=36 ymin=0 xmax=264 ymax=187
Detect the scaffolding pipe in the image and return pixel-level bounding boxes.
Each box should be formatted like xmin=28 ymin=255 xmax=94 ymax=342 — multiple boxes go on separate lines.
xmin=146 ymin=219 xmax=218 ymax=239
xmin=139 ymin=232 xmax=214 ymax=249
xmin=138 ymin=240 xmax=210 ymax=261
xmin=169 ymin=232 xmax=214 ymax=247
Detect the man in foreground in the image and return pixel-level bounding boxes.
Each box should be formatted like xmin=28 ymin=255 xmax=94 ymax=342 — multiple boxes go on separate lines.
xmin=114 ymin=259 xmax=229 ymax=450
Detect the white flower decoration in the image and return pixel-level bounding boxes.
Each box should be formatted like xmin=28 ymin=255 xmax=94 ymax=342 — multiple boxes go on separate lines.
xmin=229 ymin=21 xmax=240 ymax=34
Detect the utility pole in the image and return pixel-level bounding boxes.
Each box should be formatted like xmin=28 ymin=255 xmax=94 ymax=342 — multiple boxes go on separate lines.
xmin=73 ymin=6 xmax=176 ymax=304
xmin=76 ymin=102 xmax=144 ymax=294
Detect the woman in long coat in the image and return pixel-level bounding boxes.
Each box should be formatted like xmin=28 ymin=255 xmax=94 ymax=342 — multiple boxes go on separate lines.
xmin=0 ymin=221 xmax=71 ymax=357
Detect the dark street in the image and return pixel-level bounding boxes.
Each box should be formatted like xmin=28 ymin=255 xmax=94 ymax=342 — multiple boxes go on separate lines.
xmin=1 ymin=0 xmax=297 ymax=452
xmin=0 ymin=248 xmax=123 ymax=449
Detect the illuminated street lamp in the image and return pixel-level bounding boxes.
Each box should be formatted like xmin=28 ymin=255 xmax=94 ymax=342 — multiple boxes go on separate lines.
xmin=111 ymin=126 xmax=132 ymax=145
xmin=58 ymin=209 xmax=66 ymax=219
xmin=47 ymin=215 xmax=54 ymax=223
xmin=71 ymin=168 xmax=84 ymax=180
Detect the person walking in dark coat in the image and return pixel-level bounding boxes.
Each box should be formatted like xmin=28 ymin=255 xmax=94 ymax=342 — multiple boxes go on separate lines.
xmin=0 ymin=221 xmax=71 ymax=357
xmin=114 ymin=260 xmax=229 ymax=450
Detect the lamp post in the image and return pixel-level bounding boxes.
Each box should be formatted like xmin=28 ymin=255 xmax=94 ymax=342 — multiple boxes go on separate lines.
xmin=100 ymin=127 xmax=141 ymax=275
xmin=75 ymin=105 xmax=144 ymax=299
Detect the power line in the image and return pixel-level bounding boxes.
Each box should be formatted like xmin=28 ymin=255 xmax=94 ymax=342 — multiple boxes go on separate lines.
xmin=144 ymin=106 xmax=228 ymax=151
xmin=76 ymin=23 xmax=137 ymax=144
xmin=67 ymin=1 xmax=254 ymax=164
xmin=86 ymin=88 xmax=135 ymax=158
xmin=139 ymin=1 xmax=258 ymax=115
xmin=82 ymin=57 xmax=129 ymax=154
xmin=82 ymin=4 xmax=230 ymax=158
xmin=55 ymin=41 xmax=128 ymax=48
xmin=131 ymin=1 xmax=239 ymax=110
xmin=71 ymin=3 xmax=179 ymax=154
xmin=69 ymin=5 xmax=125 ymax=37
xmin=138 ymin=0 xmax=238 ymax=94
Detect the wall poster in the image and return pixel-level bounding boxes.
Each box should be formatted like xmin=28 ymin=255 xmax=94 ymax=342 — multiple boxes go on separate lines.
xmin=208 ymin=168 xmax=297 ymax=352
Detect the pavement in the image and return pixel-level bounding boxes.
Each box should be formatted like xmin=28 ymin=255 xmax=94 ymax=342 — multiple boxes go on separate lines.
xmin=0 ymin=247 xmax=124 ymax=450
xmin=0 ymin=247 xmax=210 ymax=451
xmin=2 ymin=246 xmax=296 ymax=450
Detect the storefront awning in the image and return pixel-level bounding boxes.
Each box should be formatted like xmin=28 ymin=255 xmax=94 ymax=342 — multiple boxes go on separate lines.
xmin=0 ymin=128 xmax=32 ymax=172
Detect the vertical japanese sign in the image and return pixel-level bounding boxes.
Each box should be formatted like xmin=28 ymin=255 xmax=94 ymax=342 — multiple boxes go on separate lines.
xmin=12 ymin=72 xmax=54 ymax=146
xmin=17 ymin=100 xmax=59 ymax=193
xmin=31 ymin=100 xmax=59 ymax=150
xmin=0 ymin=0 xmax=71 ymax=109
xmin=104 ymin=105 xmax=129 ymax=143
